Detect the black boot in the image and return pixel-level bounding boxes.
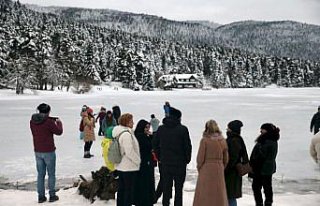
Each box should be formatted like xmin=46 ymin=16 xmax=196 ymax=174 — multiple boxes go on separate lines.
xmin=49 ymin=195 xmax=59 ymax=202
xmin=38 ymin=196 xmax=47 ymax=203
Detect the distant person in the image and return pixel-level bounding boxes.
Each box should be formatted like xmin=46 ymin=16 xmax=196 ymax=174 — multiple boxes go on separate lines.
xmin=193 ymin=120 xmax=229 ymax=206
xmin=249 ymin=123 xmax=280 ymax=206
xmin=310 ymin=106 xmax=320 ymax=134
xmin=81 ymin=107 xmax=95 ymax=158
xmin=30 ymin=103 xmax=63 ymax=203
xmin=153 ymin=107 xmax=192 ymax=206
xmin=96 ymin=106 xmax=107 ymax=136
xmin=101 ymin=125 xmax=116 ymax=172
xmin=150 ymin=114 xmax=160 ymax=135
xmin=101 ymin=110 xmax=117 ymax=170
xmin=225 ymin=120 xmax=249 ymax=206
xmin=112 ymin=105 xmax=121 ymax=125
xmin=163 ymin=101 xmax=170 ymax=117
xmin=310 ymin=131 xmax=320 ymax=165
xmin=102 ymin=110 xmax=117 ymax=133
xmin=134 ymin=119 xmax=155 ymax=206
xmin=112 ymin=113 xmax=140 ymax=206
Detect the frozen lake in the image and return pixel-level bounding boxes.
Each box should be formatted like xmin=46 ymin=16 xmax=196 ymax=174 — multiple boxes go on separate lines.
xmin=1 ymin=87 xmax=320 ymax=194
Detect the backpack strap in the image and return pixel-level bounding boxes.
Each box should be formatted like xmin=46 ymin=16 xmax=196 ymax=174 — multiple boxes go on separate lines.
xmin=115 ymin=130 xmax=131 ymax=140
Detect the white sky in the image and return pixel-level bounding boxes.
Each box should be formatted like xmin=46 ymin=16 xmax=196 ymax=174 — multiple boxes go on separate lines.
xmin=19 ymin=0 xmax=320 ymax=25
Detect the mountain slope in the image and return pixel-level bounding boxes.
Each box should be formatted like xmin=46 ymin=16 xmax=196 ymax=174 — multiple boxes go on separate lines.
xmin=26 ymin=4 xmax=320 ymax=61
xmin=214 ymin=20 xmax=320 ymax=61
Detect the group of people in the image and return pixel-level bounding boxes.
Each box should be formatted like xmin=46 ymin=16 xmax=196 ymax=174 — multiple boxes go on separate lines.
xmin=79 ymin=104 xmax=121 ymax=159
xmin=193 ymin=119 xmax=280 ymax=206
xmin=30 ymin=101 xmax=283 ymax=206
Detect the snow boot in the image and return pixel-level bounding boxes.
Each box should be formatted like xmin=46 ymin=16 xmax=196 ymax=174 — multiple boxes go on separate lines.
xmin=49 ymin=195 xmax=59 ymax=202
xmin=38 ymin=196 xmax=47 ymax=203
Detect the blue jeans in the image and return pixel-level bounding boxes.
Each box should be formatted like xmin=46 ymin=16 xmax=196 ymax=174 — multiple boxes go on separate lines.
xmin=35 ymin=151 xmax=56 ymax=198
xmin=228 ymin=198 xmax=237 ymax=206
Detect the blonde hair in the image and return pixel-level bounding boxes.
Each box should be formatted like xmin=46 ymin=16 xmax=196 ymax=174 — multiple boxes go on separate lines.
xmin=118 ymin=113 xmax=133 ymax=127
xmin=203 ymin=120 xmax=222 ymax=137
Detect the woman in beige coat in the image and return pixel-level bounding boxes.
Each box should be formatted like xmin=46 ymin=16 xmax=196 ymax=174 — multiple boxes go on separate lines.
xmin=193 ymin=120 xmax=229 ymax=206
xmin=82 ymin=107 xmax=95 ymax=158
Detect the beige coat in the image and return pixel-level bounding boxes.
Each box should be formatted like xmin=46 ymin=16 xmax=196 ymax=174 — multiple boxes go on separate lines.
xmin=83 ymin=115 xmax=95 ymax=142
xmin=193 ymin=133 xmax=229 ymax=206
xmin=310 ymin=132 xmax=320 ymax=163
xmin=112 ymin=125 xmax=141 ymax=172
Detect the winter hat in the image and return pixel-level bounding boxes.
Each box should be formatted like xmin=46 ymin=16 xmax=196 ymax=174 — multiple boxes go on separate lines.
xmin=227 ymin=120 xmax=243 ymax=135
xmin=87 ymin=107 xmax=93 ymax=114
xmin=169 ymin=107 xmax=182 ymax=119
xmin=37 ymin=103 xmax=51 ymax=114
xmin=260 ymin=123 xmax=275 ymax=133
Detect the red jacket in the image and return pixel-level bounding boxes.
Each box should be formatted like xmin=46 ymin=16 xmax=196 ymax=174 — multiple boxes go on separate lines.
xmin=30 ymin=113 xmax=63 ymax=152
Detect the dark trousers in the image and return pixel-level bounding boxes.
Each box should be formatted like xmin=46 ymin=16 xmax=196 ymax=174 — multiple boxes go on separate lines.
xmin=252 ymin=175 xmax=273 ymax=206
xmin=98 ymin=123 xmax=104 ymax=136
xmin=155 ymin=163 xmax=163 ymax=199
xmin=162 ymin=165 xmax=186 ymax=206
xmin=84 ymin=141 xmax=93 ymax=152
xmin=117 ymin=171 xmax=137 ymax=206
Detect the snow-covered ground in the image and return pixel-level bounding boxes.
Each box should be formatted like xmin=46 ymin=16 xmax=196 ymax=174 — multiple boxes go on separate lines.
xmin=1 ymin=86 xmax=320 ymax=205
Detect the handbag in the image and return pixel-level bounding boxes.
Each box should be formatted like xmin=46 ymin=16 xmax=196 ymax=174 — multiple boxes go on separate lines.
xmin=235 ymin=137 xmax=252 ymax=176
xmin=236 ymin=162 xmax=252 ymax=176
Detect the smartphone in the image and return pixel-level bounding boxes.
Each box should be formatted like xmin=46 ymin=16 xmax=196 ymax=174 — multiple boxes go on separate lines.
xmin=49 ymin=117 xmax=59 ymax=120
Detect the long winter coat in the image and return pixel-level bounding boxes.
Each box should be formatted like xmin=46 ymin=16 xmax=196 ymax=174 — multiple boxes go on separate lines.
xmin=82 ymin=113 xmax=95 ymax=142
xmin=225 ymin=132 xmax=249 ymax=198
xmin=112 ymin=125 xmax=141 ymax=172
xmin=310 ymin=132 xmax=320 ymax=163
xmin=134 ymin=122 xmax=155 ymax=206
xmin=193 ymin=133 xmax=229 ymax=206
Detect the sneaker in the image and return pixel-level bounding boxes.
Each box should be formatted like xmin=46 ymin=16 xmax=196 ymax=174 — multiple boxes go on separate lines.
xmin=49 ymin=195 xmax=59 ymax=202
xmin=38 ymin=196 xmax=47 ymax=203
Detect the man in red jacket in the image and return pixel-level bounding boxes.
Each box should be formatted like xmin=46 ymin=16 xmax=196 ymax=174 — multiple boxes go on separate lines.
xmin=30 ymin=103 xmax=63 ymax=203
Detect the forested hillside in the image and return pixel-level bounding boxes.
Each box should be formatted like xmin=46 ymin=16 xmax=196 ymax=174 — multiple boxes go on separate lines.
xmin=214 ymin=21 xmax=320 ymax=61
xmin=0 ymin=0 xmax=319 ymax=94
xmin=27 ymin=4 xmax=320 ymax=62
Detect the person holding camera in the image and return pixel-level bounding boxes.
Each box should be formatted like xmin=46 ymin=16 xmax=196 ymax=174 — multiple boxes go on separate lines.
xmin=30 ymin=103 xmax=63 ymax=203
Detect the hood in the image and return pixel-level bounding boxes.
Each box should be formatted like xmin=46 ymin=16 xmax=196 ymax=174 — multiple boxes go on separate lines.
xmin=31 ymin=113 xmax=48 ymax=124
xmin=162 ymin=116 xmax=180 ymax=128
xmin=112 ymin=125 xmax=133 ymax=138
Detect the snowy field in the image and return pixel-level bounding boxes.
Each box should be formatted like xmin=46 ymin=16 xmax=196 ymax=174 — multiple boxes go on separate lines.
xmin=1 ymin=86 xmax=320 ymax=205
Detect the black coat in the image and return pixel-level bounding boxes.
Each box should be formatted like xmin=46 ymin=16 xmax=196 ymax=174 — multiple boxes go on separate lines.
xmin=153 ymin=117 xmax=192 ymax=167
xmin=250 ymin=134 xmax=278 ymax=176
xmin=134 ymin=131 xmax=155 ymax=206
xmin=225 ymin=132 xmax=249 ymax=198
xmin=310 ymin=112 xmax=320 ymax=134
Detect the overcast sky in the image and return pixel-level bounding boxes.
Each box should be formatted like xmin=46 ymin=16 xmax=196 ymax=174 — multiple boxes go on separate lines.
xmin=19 ymin=0 xmax=320 ymax=25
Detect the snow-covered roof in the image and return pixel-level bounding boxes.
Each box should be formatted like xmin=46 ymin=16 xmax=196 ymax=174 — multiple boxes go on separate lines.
xmin=158 ymin=74 xmax=200 ymax=82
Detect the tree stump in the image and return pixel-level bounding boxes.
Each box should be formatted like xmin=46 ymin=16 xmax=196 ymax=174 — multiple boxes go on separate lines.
xmin=78 ymin=166 xmax=118 ymax=203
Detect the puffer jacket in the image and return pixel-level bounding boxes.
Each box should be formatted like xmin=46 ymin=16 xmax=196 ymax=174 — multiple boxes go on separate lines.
xmin=82 ymin=112 xmax=95 ymax=142
xmin=112 ymin=125 xmax=141 ymax=171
